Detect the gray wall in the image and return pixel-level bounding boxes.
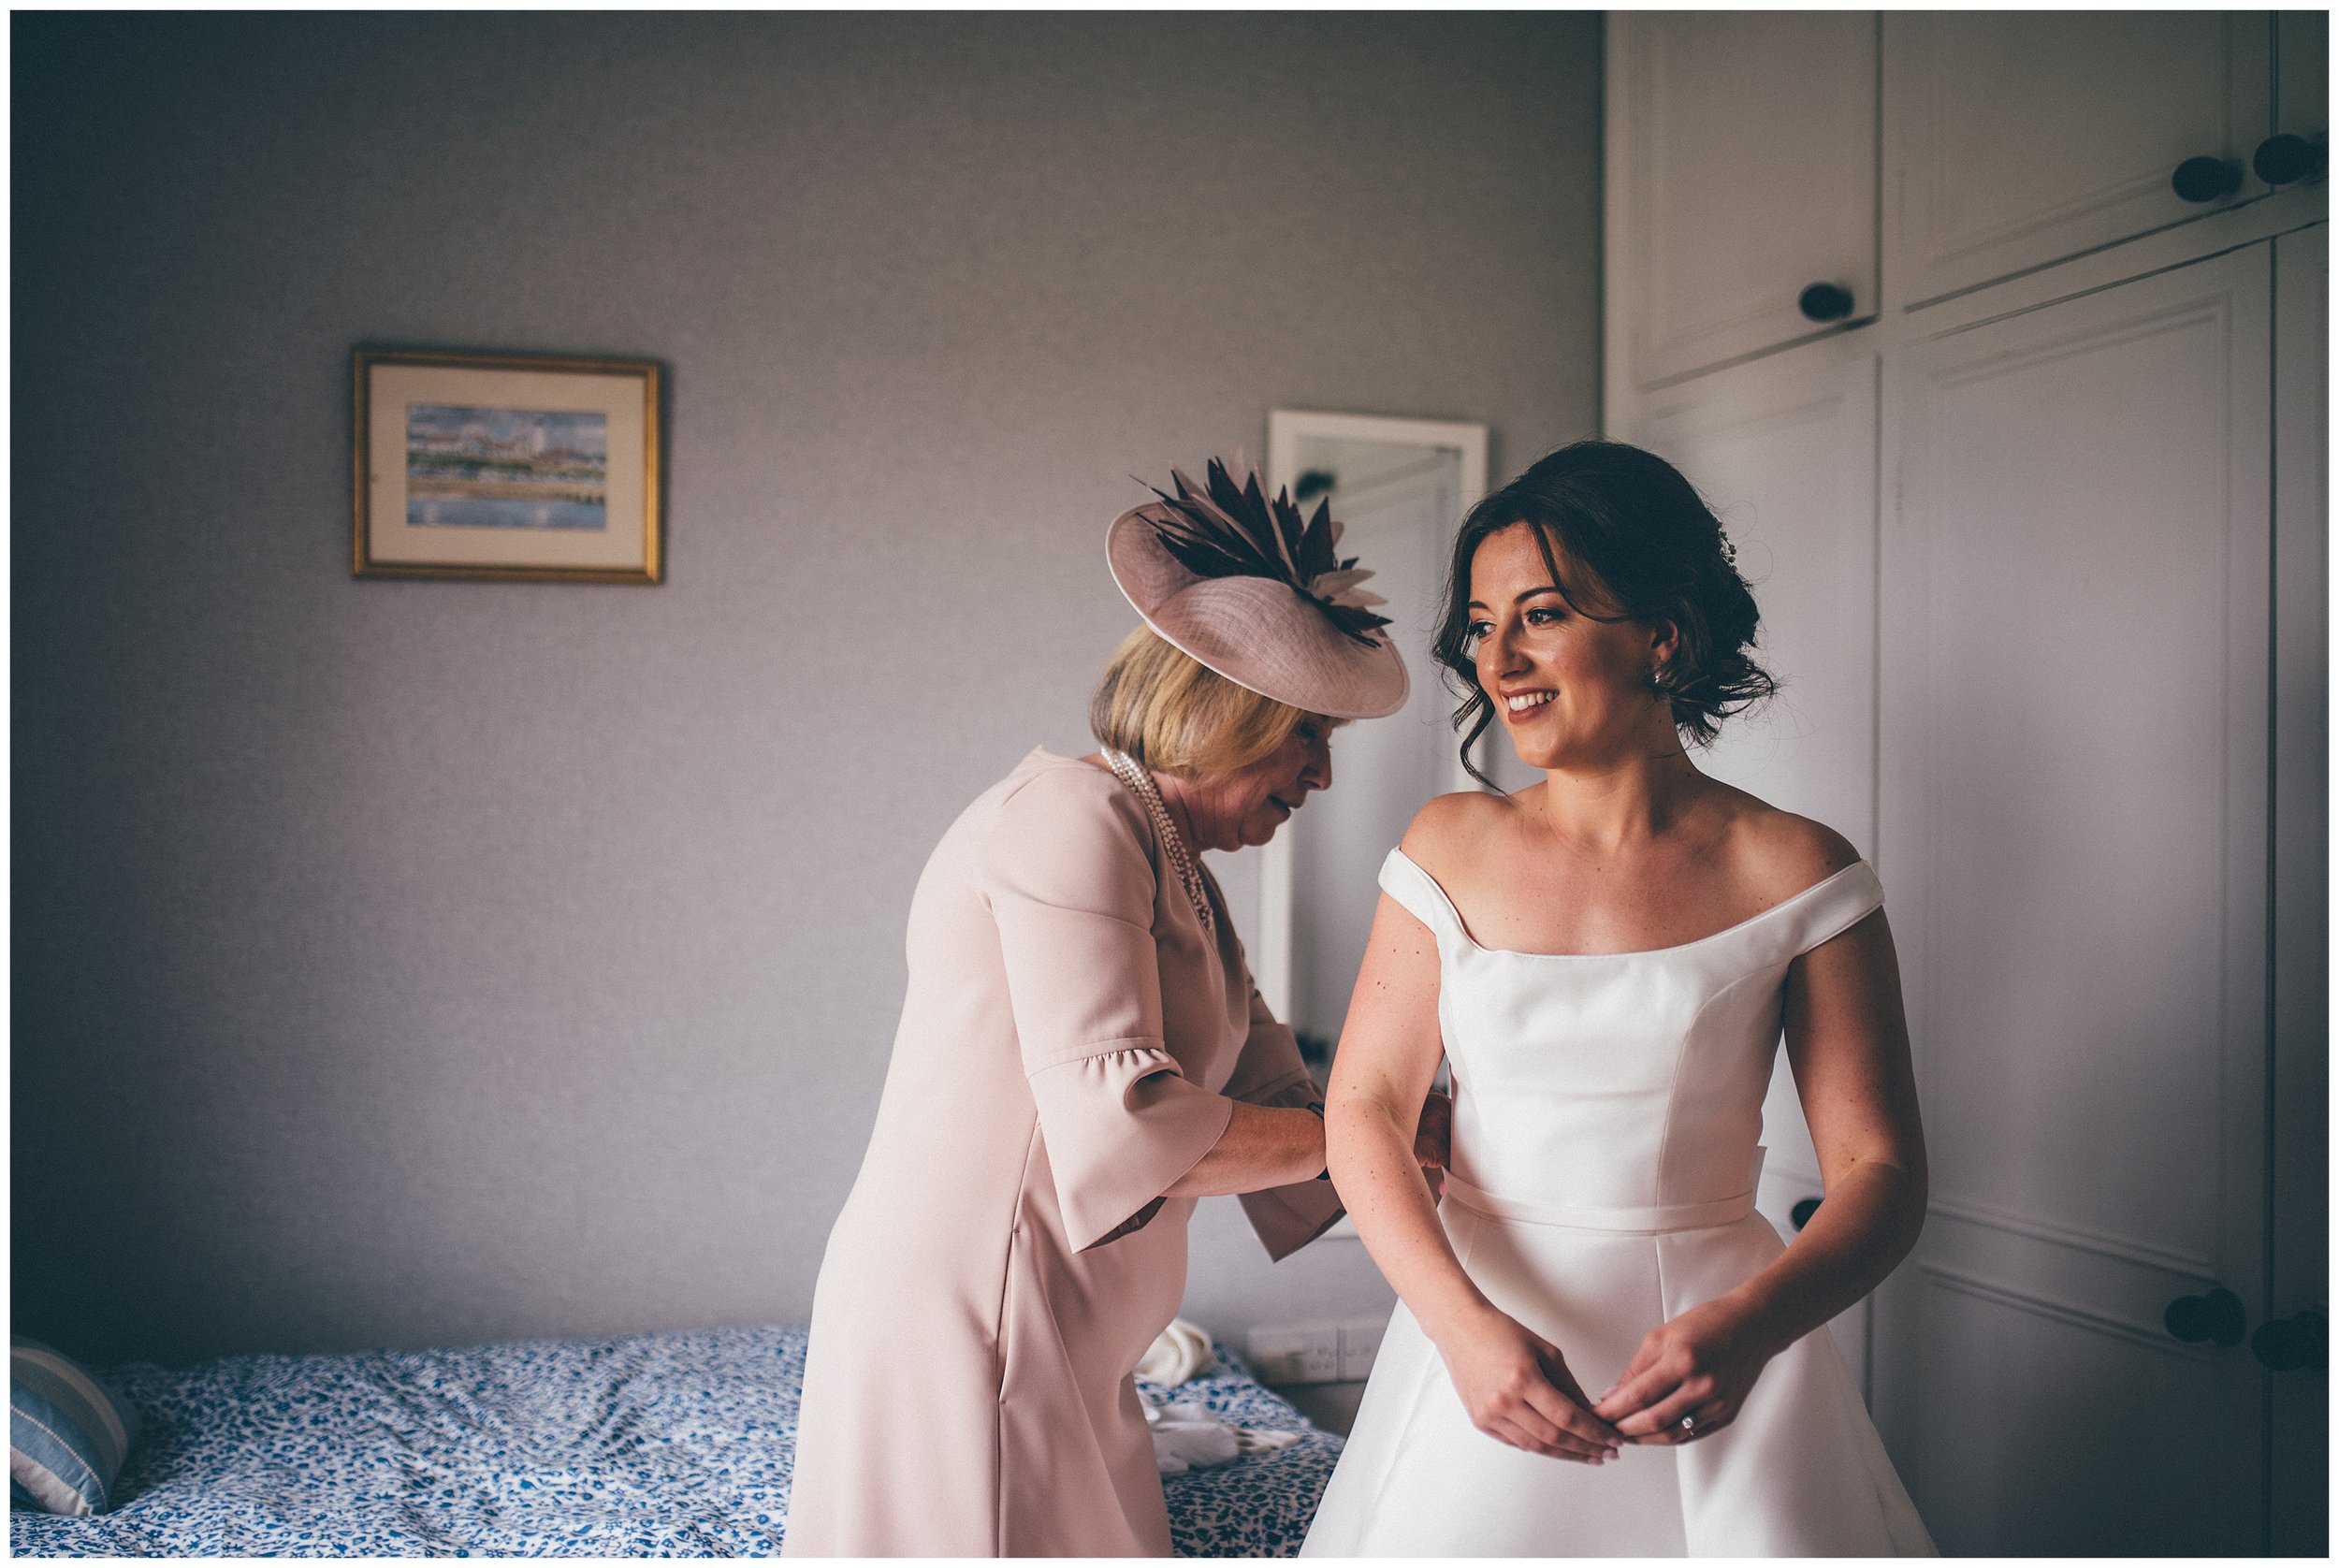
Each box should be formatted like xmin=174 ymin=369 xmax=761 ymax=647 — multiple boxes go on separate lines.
xmin=13 ymin=12 xmax=1602 ymax=1367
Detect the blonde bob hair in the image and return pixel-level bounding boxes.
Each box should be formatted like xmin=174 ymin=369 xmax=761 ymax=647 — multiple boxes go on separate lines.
xmin=1089 ymin=627 xmax=1319 ymax=777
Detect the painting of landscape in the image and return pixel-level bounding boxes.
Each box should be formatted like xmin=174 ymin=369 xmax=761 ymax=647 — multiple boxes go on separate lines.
xmin=406 ymin=404 xmax=608 ymax=530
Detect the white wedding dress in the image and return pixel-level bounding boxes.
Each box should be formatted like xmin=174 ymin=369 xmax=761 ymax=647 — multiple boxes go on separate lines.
xmin=1301 ymin=849 xmax=1936 ymax=1557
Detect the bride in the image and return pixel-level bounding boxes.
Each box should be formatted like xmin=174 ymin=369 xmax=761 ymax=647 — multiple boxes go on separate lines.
xmin=1302 ymin=442 xmax=1935 ymax=1556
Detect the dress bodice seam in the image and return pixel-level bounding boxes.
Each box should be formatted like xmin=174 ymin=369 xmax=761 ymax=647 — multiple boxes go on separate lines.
xmin=1649 ymin=964 xmax=1791 ymax=1204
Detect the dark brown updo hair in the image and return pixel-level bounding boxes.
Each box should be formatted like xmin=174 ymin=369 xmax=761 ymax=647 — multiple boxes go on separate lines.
xmin=1434 ymin=440 xmax=1775 ymax=786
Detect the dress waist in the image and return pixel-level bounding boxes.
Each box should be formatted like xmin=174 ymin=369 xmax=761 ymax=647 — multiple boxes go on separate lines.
xmin=1440 ymin=1148 xmax=1766 ymax=1235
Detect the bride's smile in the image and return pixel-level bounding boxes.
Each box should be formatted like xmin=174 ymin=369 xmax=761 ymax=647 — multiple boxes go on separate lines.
xmin=1464 ymin=522 xmax=1686 ymax=777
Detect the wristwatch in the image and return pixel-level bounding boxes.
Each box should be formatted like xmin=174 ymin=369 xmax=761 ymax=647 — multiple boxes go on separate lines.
xmin=1306 ymin=1100 xmax=1330 ymax=1181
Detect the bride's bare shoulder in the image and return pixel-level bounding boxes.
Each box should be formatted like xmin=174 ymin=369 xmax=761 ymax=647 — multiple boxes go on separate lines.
xmin=1399 ymin=787 xmax=1532 ymax=871
xmin=1717 ymin=788 xmax=1864 ymax=900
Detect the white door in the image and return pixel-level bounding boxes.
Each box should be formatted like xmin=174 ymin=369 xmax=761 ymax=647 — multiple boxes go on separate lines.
xmin=1886 ymin=12 xmax=2274 ymax=306
xmin=1625 ymin=329 xmax=1881 ymax=1382
xmin=1873 ymin=245 xmax=2273 ymax=1553
xmin=1606 ymin=11 xmax=1878 ymax=394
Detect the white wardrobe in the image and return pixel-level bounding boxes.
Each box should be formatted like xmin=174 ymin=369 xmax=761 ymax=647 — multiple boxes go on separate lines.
xmin=1604 ymin=13 xmax=2326 ymax=1555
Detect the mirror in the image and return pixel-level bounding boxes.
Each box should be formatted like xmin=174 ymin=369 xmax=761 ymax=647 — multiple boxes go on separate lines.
xmin=1255 ymin=410 xmax=1490 ymax=1066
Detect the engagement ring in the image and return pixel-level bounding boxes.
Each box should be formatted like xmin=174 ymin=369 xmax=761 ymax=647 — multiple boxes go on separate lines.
xmin=1678 ymin=1416 xmax=1696 ymax=1433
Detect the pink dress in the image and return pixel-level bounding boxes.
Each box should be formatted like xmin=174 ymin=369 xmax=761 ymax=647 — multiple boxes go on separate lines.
xmin=782 ymin=748 xmax=1342 ymax=1557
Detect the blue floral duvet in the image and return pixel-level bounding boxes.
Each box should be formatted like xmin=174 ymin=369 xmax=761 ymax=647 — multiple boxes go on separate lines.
xmin=10 ymin=1324 xmax=1340 ymax=1557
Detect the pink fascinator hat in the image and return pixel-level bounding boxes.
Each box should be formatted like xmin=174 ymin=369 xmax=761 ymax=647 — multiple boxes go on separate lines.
xmin=1106 ymin=453 xmax=1409 ymax=720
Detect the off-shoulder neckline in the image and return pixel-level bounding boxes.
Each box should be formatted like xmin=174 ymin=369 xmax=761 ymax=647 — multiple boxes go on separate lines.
xmin=1387 ymin=846 xmax=1874 ymax=960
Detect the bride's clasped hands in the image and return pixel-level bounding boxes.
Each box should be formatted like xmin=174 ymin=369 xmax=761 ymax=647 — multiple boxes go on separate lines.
xmin=1591 ymin=1296 xmax=1782 ymax=1445
xmin=1423 ymin=1288 xmax=1788 ymax=1462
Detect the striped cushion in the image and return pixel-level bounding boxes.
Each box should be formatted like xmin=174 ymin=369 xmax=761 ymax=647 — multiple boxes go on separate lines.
xmin=10 ymin=1339 xmax=138 ymax=1515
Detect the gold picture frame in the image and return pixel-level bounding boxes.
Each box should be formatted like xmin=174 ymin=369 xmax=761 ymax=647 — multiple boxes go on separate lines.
xmin=353 ymin=347 xmax=662 ymax=583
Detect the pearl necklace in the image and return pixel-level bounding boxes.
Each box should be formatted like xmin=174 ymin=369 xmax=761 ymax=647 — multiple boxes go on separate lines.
xmin=1102 ymin=749 xmax=1214 ymax=934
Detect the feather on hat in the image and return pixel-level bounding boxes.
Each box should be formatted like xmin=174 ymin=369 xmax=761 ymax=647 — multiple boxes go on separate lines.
xmin=1142 ymin=457 xmax=1394 ymax=646
xmin=1106 ymin=453 xmax=1410 ymax=720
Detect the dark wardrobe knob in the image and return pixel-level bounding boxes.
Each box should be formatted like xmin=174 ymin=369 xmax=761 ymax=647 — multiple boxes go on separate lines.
xmin=2251 ymin=1310 xmax=2327 ymax=1372
xmin=2254 ymin=134 xmax=2325 ymax=186
xmin=1798 ymin=283 xmax=1854 ymax=323
xmin=1790 ymin=1197 xmax=1823 ymax=1231
xmin=2165 ymin=1286 xmax=2247 ymax=1347
xmin=2171 ymin=155 xmax=2243 ymax=203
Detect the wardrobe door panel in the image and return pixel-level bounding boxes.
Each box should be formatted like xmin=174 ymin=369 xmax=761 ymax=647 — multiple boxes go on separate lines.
xmin=1873 ymin=245 xmax=2272 ymax=1553
xmin=1888 ymin=12 xmax=2273 ymax=306
xmin=1607 ymin=11 xmax=1878 ymax=394
xmin=1632 ymin=338 xmax=1878 ymax=855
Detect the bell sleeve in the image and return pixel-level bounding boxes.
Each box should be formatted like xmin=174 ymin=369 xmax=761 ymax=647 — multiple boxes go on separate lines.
xmin=1220 ymin=979 xmax=1348 ymax=1261
xmin=977 ymin=767 xmax=1235 ymax=1253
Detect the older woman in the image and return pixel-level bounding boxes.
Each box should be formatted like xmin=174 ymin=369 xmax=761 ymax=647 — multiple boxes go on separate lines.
xmin=782 ymin=459 xmax=1441 ymax=1557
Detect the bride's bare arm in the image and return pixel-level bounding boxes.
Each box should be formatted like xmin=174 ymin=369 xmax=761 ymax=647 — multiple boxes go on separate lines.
xmin=1329 ymin=889 xmax=1622 ymax=1464
xmin=1594 ymin=907 xmax=1927 ymax=1443
xmin=1764 ymin=909 xmax=1929 ymax=1322
xmin=1324 ymin=894 xmax=1471 ymax=1324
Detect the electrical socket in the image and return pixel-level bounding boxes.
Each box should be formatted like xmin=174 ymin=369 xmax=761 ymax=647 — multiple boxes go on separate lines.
xmin=1336 ymin=1316 xmax=1384 ymax=1381
xmin=1246 ymin=1322 xmax=1340 ymax=1384
xmin=1247 ymin=1317 xmax=1387 ymax=1386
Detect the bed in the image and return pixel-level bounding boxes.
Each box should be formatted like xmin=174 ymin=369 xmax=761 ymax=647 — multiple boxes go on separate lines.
xmin=9 ymin=1323 xmax=1341 ymax=1557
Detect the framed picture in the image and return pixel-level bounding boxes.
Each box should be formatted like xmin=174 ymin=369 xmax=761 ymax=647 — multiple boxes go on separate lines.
xmin=353 ymin=347 xmax=662 ymax=583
